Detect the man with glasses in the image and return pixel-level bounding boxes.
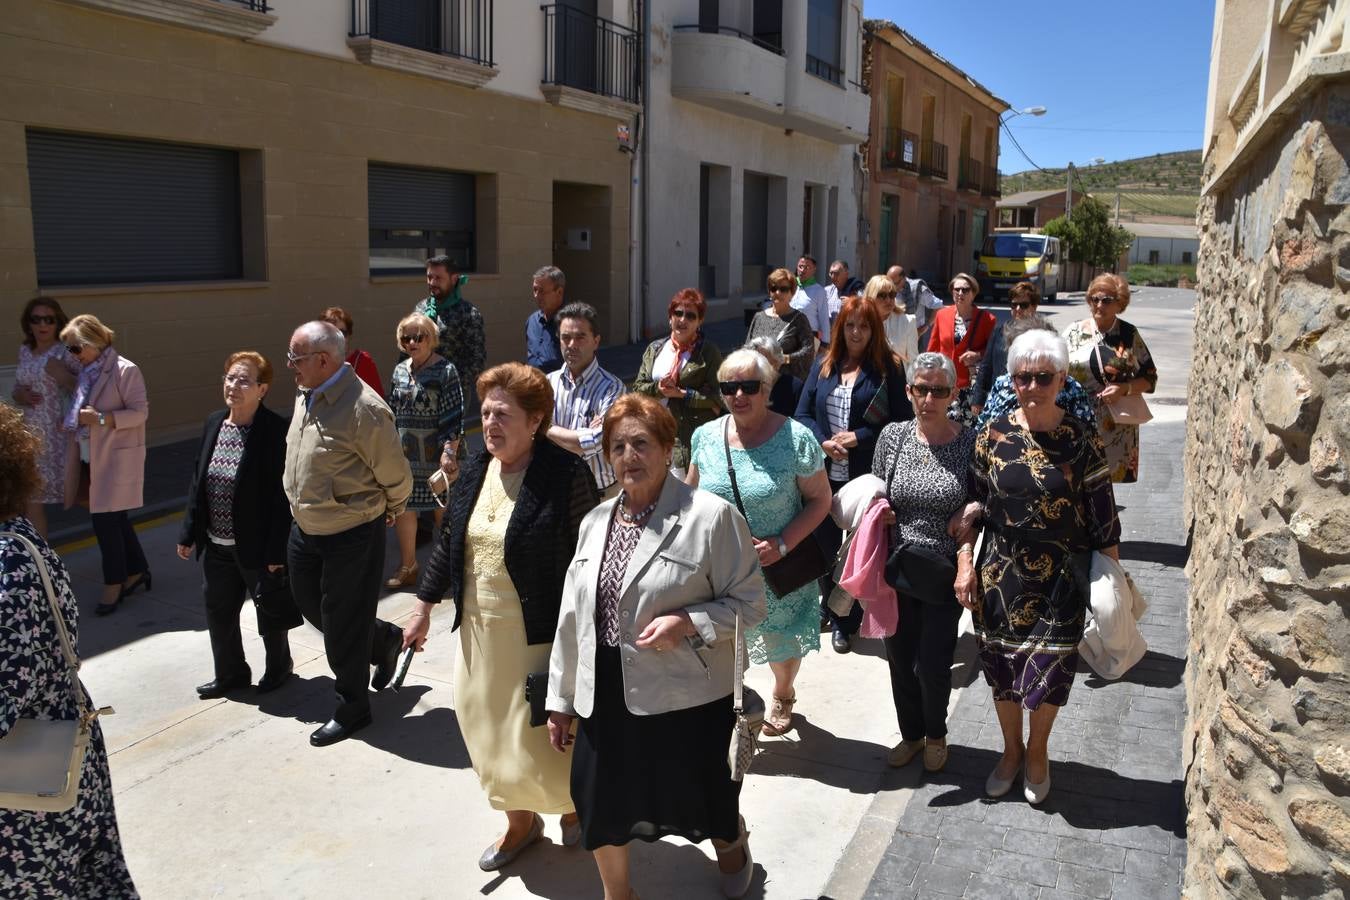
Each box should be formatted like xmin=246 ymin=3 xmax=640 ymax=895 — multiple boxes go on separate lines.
xmin=415 ymin=255 xmax=485 ymax=406
xmin=791 ymin=256 xmax=832 ymax=347
xmin=282 ymin=321 xmax=413 ymax=747
xmin=886 ymin=265 xmax=943 ymax=347
xmin=545 ymin=302 xmax=623 ymax=499
xmin=824 ymin=260 xmax=866 ymax=333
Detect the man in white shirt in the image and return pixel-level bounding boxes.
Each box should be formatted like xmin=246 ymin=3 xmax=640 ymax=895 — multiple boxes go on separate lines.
xmin=887 ymin=265 xmax=943 ymax=347
xmin=545 ymin=303 xmax=623 ymax=499
xmin=791 ymin=256 xmax=832 ymax=347
xmin=871 ymin=280 xmax=919 ymax=366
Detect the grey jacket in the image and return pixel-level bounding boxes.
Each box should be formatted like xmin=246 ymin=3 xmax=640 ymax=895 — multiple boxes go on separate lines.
xmin=547 ymin=475 xmax=766 ymax=718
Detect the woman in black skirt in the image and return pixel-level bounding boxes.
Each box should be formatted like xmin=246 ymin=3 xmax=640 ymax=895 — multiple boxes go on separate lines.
xmin=546 ymin=394 xmax=767 ymax=900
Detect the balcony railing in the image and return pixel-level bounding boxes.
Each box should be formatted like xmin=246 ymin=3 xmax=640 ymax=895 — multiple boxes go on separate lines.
xmin=219 ymin=0 xmax=269 ymax=9
xmin=958 ymin=157 xmax=982 ymax=192
xmin=806 ymin=53 xmax=842 ymax=86
xmin=982 ymin=169 xmax=1002 ymax=198
xmin=671 ymin=24 xmax=784 ymax=56
xmin=542 ymin=4 xmax=640 ymax=105
xmin=880 ymin=127 xmax=919 ymax=172
xmin=919 ymin=139 xmax=948 ymax=180
xmin=350 ymin=0 xmax=494 ymax=67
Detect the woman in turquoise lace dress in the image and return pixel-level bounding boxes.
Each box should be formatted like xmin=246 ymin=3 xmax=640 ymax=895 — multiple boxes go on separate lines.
xmin=688 ymin=348 xmax=831 ymax=737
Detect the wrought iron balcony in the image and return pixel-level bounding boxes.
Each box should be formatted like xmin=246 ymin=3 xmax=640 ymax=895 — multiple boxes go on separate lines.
xmin=542 ymin=4 xmax=640 ymax=107
xmin=350 ymin=0 xmax=494 ymax=67
xmin=880 ymin=128 xmax=919 ymax=172
xmin=919 ymin=139 xmax=948 ymax=181
xmin=805 ymin=53 xmax=842 ymax=86
xmin=219 ymin=0 xmax=268 ymax=9
xmin=671 ymin=24 xmax=783 ymax=56
xmin=982 ymin=169 xmax=1002 ymax=198
xmin=958 ymin=157 xmax=982 ymax=192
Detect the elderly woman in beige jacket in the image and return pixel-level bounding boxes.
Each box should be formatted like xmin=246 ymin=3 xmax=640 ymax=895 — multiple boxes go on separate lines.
xmin=547 ymin=393 xmax=766 ymax=900
xmin=59 ymin=314 xmax=149 ymax=615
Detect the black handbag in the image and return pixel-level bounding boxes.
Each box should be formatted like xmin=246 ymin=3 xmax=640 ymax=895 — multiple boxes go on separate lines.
xmin=252 ymin=568 xmax=303 ymax=630
xmin=722 ymin=419 xmax=830 ymax=596
xmin=524 ymin=671 xmax=548 ymax=727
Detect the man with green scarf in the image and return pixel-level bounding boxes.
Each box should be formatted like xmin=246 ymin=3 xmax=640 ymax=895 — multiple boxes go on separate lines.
xmin=415 ymin=255 xmax=486 ymax=406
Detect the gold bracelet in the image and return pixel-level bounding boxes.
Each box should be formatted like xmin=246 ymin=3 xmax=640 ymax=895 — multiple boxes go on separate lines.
xmin=957 ymin=544 xmax=974 ymax=556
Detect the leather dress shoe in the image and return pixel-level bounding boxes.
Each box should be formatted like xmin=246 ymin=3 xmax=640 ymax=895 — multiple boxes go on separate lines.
xmin=256 ymin=661 xmax=294 ymax=694
xmin=310 ymin=715 xmax=371 ymax=747
xmin=196 ymin=674 xmax=250 ymax=699
xmin=831 ymin=629 xmax=852 ymax=654
xmin=371 ymin=635 xmax=402 ymax=691
xmin=478 ymin=813 xmax=544 ymax=871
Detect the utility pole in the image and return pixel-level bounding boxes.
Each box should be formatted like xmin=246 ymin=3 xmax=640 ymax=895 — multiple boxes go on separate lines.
xmin=1066 ymin=162 xmax=1075 ymax=222
xmin=1115 ymin=191 xmax=1121 ymax=226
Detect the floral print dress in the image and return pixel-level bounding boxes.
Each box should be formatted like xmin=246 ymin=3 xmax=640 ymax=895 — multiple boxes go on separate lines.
xmin=0 ymin=517 xmax=138 ymax=899
xmin=15 ymin=344 xmax=79 ymax=504
xmin=1063 ymin=318 xmax=1157 ymax=483
xmin=389 ymin=356 xmax=463 ymax=511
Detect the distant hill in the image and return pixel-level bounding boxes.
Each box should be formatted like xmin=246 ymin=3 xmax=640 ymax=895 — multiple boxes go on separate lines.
xmin=1001 ymin=150 xmax=1201 ymax=221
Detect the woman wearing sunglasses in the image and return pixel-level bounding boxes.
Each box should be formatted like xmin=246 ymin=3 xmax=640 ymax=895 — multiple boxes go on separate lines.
xmin=1062 ymin=274 xmax=1158 ymax=483
xmin=385 ymin=313 xmax=463 ymax=589
xmin=745 ymin=268 xmax=815 ymax=381
xmin=688 ymin=349 xmax=831 ymax=737
xmin=926 ymin=273 xmax=997 ymax=426
xmin=12 ymin=296 xmax=80 ymax=537
xmin=872 ymin=352 xmax=978 ymax=775
xmin=959 ymin=330 xmax=1121 ymax=805
xmin=633 ymin=288 xmax=724 ymax=479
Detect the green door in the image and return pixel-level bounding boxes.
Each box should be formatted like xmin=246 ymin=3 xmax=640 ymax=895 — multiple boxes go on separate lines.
xmin=879 ymin=194 xmax=897 ymax=273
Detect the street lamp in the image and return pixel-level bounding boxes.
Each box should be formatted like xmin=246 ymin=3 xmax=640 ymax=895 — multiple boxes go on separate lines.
xmin=1002 ymin=105 xmax=1047 ymax=122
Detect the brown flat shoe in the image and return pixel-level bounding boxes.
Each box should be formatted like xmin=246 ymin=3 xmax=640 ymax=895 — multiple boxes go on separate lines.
xmin=384 ymin=564 xmax=419 ymax=590
xmin=887 ymin=739 xmax=925 ymax=768
xmin=923 ymin=739 xmax=949 ymax=773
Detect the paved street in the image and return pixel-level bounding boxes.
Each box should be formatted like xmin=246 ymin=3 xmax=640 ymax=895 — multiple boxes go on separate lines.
xmin=55 ymin=288 xmax=1192 ymax=899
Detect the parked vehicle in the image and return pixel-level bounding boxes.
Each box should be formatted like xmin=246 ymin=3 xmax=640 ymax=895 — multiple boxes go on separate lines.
xmin=976 ymin=233 xmax=1061 ymax=303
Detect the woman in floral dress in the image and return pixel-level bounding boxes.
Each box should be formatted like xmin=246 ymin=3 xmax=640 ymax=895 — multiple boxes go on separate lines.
xmin=11 ymin=297 xmax=79 ymax=537
xmin=0 ymin=405 xmax=138 ymax=898
xmin=1062 ymin=274 xmax=1158 ymax=483
xmin=688 ymin=348 xmax=831 ymax=737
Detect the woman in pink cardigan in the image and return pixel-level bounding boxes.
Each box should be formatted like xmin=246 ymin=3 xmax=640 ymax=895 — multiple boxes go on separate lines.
xmin=59 ymin=314 xmax=150 ymax=615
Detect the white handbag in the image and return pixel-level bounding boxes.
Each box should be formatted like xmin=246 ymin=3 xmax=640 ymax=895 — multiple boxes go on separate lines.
xmin=0 ymin=531 xmax=113 ymax=812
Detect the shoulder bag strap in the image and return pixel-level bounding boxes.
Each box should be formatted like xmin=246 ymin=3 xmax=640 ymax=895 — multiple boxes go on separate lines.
xmin=722 ymin=418 xmax=749 ymax=522
xmin=0 ymin=531 xmax=90 ymax=721
xmin=733 ymin=610 xmax=744 ymax=713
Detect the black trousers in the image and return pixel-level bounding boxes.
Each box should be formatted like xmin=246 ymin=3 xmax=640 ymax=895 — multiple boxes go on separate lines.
xmin=287 ymin=518 xmax=401 ymax=725
xmin=817 ymin=478 xmax=862 ymax=636
xmin=90 ymin=511 xmax=148 ymax=586
xmin=883 ymin=591 xmax=964 ymax=741
xmin=201 ymin=542 xmax=299 ymax=681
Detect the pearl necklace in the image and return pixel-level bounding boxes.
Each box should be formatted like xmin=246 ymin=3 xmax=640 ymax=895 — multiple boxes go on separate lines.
xmin=616 ymin=493 xmax=657 ymax=525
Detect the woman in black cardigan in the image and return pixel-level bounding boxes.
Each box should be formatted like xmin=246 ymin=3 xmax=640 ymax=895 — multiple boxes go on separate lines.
xmin=176 ymin=352 xmax=300 ymax=698
xmin=404 ymin=363 xmax=599 ymax=872
xmin=795 ymin=296 xmax=913 ymax=653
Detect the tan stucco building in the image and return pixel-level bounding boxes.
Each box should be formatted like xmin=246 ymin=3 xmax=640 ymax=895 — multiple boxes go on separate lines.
xmin=1 ymin=0 xmax=640 ymax=443
xmin=859 ymin=20 xmax=1007 ymax=286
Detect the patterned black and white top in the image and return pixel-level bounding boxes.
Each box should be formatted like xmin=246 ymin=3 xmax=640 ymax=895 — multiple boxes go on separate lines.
xmin=825 ymin=379 xmax=853 ymax=481
xmin=0 ymin=516 xmax=138 ymax=897
xmin=205 ymin=421 xmax=249 ymax=543
xmin=594 ymin=508 xmax=647 ymax=647
xmin=872 ymin=420 xmax=978 ymax=558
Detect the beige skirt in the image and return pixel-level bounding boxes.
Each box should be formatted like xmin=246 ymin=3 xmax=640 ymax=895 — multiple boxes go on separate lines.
xmin=454 ymin=568 xmax=573 ymax=814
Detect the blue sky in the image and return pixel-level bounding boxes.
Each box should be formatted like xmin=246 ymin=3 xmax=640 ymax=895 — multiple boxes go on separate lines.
xmin=863 ymin=0 xmax=1216 ymax=173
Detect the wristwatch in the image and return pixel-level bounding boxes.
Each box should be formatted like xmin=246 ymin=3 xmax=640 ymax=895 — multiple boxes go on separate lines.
xmin=776 ymin=537 xmax=789 ymax=558
xmin=97 ymin=412 xmax=106 ymax=427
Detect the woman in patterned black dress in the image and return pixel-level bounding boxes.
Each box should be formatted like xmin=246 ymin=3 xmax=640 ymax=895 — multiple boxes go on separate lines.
xmin=0 ymin=405 xmax=138 ymax=899
xmin=956 ymin=330 xmax=1121 ymax=806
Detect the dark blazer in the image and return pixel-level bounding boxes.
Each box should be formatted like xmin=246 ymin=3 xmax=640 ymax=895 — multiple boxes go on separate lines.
xmin=417 ymin=438 xmax=599 ymax=645
xmin=178 ymin=405 xmax=292 ymax=570
xmin=795 ymin=357 xmax=913 ymax=480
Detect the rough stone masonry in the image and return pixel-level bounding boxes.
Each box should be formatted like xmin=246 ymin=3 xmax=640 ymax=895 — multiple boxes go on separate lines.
xmin=1186 ymin=83 xmax=1350 ymax=897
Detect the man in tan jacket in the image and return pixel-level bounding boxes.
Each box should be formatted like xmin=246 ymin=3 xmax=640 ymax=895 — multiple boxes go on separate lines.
xmin=283 ymin=321 xmax=412 ymax=746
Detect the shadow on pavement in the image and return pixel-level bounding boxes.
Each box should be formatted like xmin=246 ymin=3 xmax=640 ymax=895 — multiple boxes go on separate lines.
xmin=1118 ymin=539 xmax=1190 ymax=568
xmin=751 ymin=717 xmax=890 ymax=793
xmin=1084 ymin=650 xmax=1185 ymax=690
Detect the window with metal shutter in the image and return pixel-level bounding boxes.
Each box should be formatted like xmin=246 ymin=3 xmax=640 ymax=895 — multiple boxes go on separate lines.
xmin=26 ymin=130 xmax=243 ymax=286
xmin=368 ymin=162 xmax=476 ymax=274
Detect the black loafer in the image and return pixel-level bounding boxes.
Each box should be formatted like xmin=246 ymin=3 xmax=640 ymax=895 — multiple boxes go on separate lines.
xmin=256 ymin=662 xmax=294 ymax=694
xmin=831 ymin=629 xmax=852 ymax=654
xmin=310 ymin=715 xmax=371 ymax=747
xmin=371 ymin=636 xmax=402 ymax=691
xmin=196 ymin=674 xmax=251 ymax=699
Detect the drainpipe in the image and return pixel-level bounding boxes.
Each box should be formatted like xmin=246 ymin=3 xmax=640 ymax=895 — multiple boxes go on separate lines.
xmin=628 ymin=0 xmax=650 ymax=344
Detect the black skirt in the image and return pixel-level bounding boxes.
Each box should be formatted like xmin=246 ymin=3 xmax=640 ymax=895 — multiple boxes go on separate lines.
xmin=572 ymin=646 xmax=742 ymax=850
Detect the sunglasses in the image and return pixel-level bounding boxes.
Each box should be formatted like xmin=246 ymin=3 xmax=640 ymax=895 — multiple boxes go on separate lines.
xmin=1088 ymin=295 xmax=1118 ymax=306
xmin=399 ymin=334 xmax=426 ymax=344
xmin=718 ymin=380 xmax=762 ymax=396
xmin=876 ymin=290 xmax=897 ymax=299
xmin=29 ymin=315 xmax=57 ymax=325
xmin=65 ymin=344 xmax=84 ymax=355
xmin=671 ymin=309 xmax=699 ymax=321
xmin=910 ymin=384 xmax=952 ymax=399
xmin=769 ymin=286 xmax=794 ymax=295
xmin=1012 ymin=371 xmax=1058 ymax=388
xmin=1011 ymin=301 xmax=1035 ymax=310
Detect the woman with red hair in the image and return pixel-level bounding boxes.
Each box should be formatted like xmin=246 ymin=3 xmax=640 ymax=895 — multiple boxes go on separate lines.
xmin=633 ymin=288 xmax=724 ymax=478
xmin=796 ymin=296 xmax=913 ymax=654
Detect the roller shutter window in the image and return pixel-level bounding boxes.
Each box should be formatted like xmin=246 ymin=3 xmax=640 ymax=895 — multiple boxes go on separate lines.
xmin=368 ymin=162 xmax=475 ymax=274
xmin=26 ymin=130 xmax=242 ymax=286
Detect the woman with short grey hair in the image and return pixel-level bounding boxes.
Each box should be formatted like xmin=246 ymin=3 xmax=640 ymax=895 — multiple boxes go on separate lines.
xmin=872 ymin=351 xmax=977 ymax=775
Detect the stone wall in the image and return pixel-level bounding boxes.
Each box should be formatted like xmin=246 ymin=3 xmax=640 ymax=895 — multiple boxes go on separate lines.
xmin=1184 ymin=83 xmax=1350 ymax=897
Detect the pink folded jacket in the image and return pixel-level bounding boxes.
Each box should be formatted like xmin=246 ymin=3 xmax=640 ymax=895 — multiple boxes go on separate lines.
xmin=838 ymin=498 xmax=898 ymax=638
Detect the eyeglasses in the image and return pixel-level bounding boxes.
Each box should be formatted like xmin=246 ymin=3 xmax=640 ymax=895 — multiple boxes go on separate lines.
xmin=951 ymin=286 xmax=973 ymax=295
xmin=65 ymin=344 xmax=84 ymax=355
xmin=828 ymin=269 xmax=844 ymax=277
xmin=399 ymin=334 xmax=426 ymax=345
xmin=718 ymin=380 xmax=763 ymax=396
xmin=910 ymin=384 xmax=953 ymax=399
xmin=1011 ymin=301 xmax=1035 ymax=310
xmin=1012 ymin=371 xmax=1058 ymax=387
xmin=875 ymin=290 xmax=897 ymax=299
xmin=222 ymin=375 xmax=257 ymax=388
xmin=286 ymin=350 xmax=320 ymax=364
xmin=1088 ymin=295 xmax=1118 ymax=306
xmin=769 ymin=286 xmax=794 ymax=295
xmin=671 ymin=309 xmax=699 ymax=321
xmin=28 ymin=315 xmax=56 ymax=326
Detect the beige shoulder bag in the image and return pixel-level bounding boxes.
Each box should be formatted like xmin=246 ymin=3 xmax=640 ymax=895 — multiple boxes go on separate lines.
xmin=0 ymin=531 xmax=113 ymax=812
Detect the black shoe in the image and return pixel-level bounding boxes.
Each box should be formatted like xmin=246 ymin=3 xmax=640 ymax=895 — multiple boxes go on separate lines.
xmin=371 ymin=635 xmax=402 ymax=691
xmin=197 ymin=674 xmax=251 ymax=699
xmin=119 ymin=570 xmax=152 ymax=601
xmin=256 ymin=661 xmax=294 ymax=694
xmin=94 ymin=598 xmax=121 ymax=616
xmin=831 ymin=629 xmax=852 ymax=654
xmin=310 ymin=715 xmax=371 ymax=747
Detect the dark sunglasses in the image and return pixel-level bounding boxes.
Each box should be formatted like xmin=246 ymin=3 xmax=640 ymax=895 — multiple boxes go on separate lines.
xmin=65 ymin=344 xmax=84 ymax=355
xmin=1012 ymin=371 xmax=1058 ymax=387
xmin=1010 ymin=301 xmax=1034 ymax=310
xmin=910 ymin=384 xmax=952 ymax=399
xmin=28 ymin=315 xmax=57 ymax=325
xmin=769 ymin=286 xmax=794 ymax=295
xmin=1088 ymin=295 xmax=1118 ymax=306
xmin=671 ymin=309 xmax=700 ymax=321
xmin=876 ymin=290 xmax=897 ymax=299
xmin=718 ymin=380 xmax=762 ymax=396
xmin=399 ymin=333 xmax=426 ymax=344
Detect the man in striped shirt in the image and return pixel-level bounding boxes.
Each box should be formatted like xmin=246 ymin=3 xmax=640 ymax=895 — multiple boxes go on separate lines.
xmin=546 ymin=302 xmax=623 ymax=498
